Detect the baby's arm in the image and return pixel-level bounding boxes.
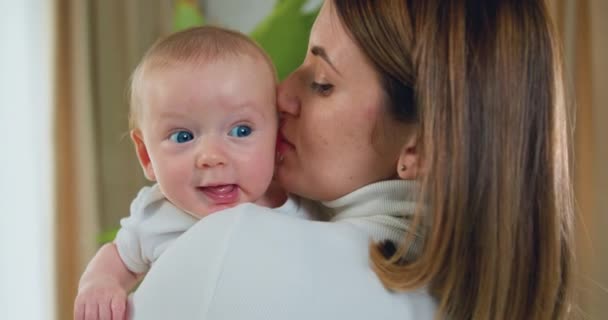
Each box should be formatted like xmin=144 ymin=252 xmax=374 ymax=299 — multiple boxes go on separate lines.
xmin=74 ymin=242 xmax=141 ymax=320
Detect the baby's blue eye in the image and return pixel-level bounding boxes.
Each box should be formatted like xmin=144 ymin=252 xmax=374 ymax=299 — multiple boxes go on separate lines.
xmin=228 ymin=125 xmax=252 ymax=138
xmin=169 ymin=130 xmax=194 ymax=143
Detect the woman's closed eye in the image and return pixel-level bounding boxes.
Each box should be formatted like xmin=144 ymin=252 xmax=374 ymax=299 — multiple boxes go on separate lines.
xmin=310 ymin=81 xmax=334 ymax=96
xmin=169 ymin=130 xmax=194 ymax=143
xmin=228 ymin=125 xmax=253 ymax=138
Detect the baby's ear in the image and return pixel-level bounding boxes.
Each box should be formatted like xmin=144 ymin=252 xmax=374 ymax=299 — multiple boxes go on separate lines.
xmin=131 ymin=129 xmax=156 ymax=181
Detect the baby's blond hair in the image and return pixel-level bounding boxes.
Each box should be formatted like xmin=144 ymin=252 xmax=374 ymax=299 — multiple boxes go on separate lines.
xmin=129 ymin=26 xmax=277 ymax=129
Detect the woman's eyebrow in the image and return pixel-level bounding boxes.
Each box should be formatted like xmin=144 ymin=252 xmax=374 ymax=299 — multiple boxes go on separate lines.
xmin=311 ymin=46 xmax=341 ymax=75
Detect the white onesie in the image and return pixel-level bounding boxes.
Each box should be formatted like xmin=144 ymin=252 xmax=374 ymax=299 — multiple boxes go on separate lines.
xmin=114 ymin=184 xmax=314 ymax=274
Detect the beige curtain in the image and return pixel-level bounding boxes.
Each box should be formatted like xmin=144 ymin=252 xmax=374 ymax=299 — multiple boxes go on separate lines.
xmin=582 ymin=0 xmax=608 ymax=318
xmin=550 ymin=0 xmax=608 ymax=318
xmin=54 ymin=1 xmax=172 ymax=319
xmin=90 ymin=0 xmax=173 ymax=235
xmin=55 ymin=1 xmax=97 ymax=319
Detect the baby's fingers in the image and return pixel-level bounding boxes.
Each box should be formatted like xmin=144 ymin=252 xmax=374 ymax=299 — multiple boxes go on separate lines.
xmin=98 ymin=301 xmax=112 ymax=320
xmin=111 ymin=295 xmax=127 ymax=320
xmin=74 ymin=300 xmax=85 ymax=320
xmin=84 ymin=303 xmax=98 ymax=320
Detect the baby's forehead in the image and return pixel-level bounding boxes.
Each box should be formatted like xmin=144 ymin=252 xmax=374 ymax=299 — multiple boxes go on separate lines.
xmin=147 ymin=55 xmax=276 ymax=87
xmin=148 ymin=46 xmax=275 ymax=75
xmin=140 ymin=60 xmax=277 ymax=114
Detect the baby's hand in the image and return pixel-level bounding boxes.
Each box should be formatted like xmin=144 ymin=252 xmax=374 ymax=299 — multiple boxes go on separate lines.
xmin=74 ymin=277 xmax=128 ymax=320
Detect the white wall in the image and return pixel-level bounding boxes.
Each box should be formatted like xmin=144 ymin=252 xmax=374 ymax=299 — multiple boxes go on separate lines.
xmin=203 ymin=0 xmax=275 ymax=33
xmin=203 ymin=0 xmax=322 ymax=33
xmin=0 ymin=1 xmax=56 ymax=319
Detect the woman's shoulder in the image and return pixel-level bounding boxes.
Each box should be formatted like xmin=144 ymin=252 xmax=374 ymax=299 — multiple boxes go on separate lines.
xmin=130 ymin=203 xmax=437 ymax=319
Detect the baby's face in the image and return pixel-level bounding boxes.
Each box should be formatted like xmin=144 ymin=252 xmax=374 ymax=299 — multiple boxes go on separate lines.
xmin=135 ymin=56 xmax=277 ymax=218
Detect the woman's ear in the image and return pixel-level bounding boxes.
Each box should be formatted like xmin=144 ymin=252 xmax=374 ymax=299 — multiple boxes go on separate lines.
xmin=396 ymin=134 xmax=419 ymax=180
xmin=131 ymin=129 xmax=156 ymax=181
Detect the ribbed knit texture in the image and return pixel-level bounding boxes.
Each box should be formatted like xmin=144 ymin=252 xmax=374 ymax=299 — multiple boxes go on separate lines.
xmin=320 ymin=180 xmax=423 ymax=258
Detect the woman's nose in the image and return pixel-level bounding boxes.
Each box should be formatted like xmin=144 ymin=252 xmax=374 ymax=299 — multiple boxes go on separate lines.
xmin=277 ymin=77 xmax=301 ymax=117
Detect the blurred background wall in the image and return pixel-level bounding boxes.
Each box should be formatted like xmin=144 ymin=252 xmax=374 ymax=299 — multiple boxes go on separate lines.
xmin=0 ymin=0 xmax=55 ymax=319
xmin=0 ymin=1 xmax=605 ymax=319
xmin=547 ymin=0 xmax=608 ymax=318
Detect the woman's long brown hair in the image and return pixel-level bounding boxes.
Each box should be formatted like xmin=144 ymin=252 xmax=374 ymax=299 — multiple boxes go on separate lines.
xmin=333 ymin=0 xmax=575 ymax=319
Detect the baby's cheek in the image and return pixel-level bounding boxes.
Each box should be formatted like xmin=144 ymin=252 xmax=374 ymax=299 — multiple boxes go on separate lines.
xmin=157 ymin=163 xmax=191 ymax=190
xmin=250 ymin=156 xmax=275 ymax=194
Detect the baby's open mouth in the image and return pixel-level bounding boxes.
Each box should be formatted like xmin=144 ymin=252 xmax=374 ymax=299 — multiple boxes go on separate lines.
xmin=198 ymin=184 xmax=239 ymax=204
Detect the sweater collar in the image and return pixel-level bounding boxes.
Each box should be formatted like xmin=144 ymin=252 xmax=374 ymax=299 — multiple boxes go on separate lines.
xmin=319 ymin=180 xmax=419 ymax=222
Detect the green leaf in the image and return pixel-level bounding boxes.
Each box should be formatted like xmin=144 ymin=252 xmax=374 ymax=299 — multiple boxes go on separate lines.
xmin=250 ymin=0 xmax=320 ymax=80
xmin=173 ymin=1 xmax=205 ymax=32
xmin=97 ymin=228 xmax=119 ymax=245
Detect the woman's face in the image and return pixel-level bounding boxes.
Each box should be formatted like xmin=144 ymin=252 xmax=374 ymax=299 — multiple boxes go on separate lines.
xmin=276 ymin=1 xmax=409 ymax=201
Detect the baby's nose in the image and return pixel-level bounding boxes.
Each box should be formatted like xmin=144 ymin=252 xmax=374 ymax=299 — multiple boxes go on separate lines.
xmin=197 ymin=154 xmax=225 ymax=168
xmin=195 ymin=140 xmax=226 ymax=168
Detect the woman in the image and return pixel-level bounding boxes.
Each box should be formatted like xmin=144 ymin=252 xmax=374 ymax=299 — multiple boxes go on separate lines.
xmin=129 ymin=0 xmax=574 ymax=319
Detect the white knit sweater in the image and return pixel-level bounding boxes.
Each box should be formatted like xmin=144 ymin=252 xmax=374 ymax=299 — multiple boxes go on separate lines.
xmin=320 ymin=180 xmax=424 ymax=258
xmin=129 ymin=180 xmax=436 ymax=319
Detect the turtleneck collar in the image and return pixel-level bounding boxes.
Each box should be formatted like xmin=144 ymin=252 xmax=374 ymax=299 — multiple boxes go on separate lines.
xmin=320 ymin=180 xmax=418 ymax=221
xmin=312 ymin=180 xmax=423 ymax=259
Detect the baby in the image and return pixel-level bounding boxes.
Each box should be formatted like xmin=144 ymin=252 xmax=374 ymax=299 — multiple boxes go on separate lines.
xmin=74 ymin=26 xmax=291 ymax=320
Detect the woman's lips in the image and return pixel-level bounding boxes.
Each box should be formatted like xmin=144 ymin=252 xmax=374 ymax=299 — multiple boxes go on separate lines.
xmin=276 ymin=132 xmax=294 ymax=155
xmin=198 ymin=184 xmax=239 ymax=204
